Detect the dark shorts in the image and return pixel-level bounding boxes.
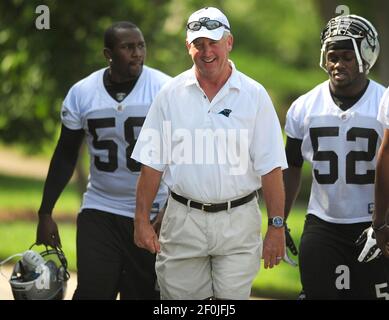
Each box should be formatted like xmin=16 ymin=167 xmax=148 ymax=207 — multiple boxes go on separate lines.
xmin=299 ymin=214 xmax=389 ymax=300
xmin=72 ymin=209 xmax=159 ymax=300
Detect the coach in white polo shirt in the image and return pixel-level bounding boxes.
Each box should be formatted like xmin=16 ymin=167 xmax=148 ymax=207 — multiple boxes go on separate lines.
xmin=131 ymin=7 xmax=287 ymax=300
xmin=374 ymin=87 xmax=389 ymax=257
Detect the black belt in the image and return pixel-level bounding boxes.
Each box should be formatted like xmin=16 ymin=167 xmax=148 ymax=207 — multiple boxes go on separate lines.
xmin=170 ymin=191 xmax=257 ymax=213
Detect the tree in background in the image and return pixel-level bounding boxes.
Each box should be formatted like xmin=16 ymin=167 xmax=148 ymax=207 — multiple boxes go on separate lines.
xmin=0 ymin=0 xmax=387 ymax=198
xmin=0 ymin=0 xmax=173 ymax=150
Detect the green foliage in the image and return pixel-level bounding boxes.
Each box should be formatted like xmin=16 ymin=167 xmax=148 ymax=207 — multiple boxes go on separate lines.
xmin=1 ymin=0 xmax=387 ymax=153
xmin=0 ymin=0 xmax=172 ymax=152
xmin=231 ymin=49 xmax=327 ymax=126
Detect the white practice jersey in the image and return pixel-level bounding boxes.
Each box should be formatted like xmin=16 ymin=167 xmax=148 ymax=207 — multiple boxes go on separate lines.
xmin=61 ymin=66 xmax=171 ymax=218
xmin=285 ymin=80 xmax=385 ymax=223
xmin=378 ymin=87 xmax=389 ymax=128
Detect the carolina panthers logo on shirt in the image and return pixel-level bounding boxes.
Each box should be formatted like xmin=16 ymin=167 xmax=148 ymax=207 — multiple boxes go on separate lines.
xmin=218 ymin=109 xmax=232 ymax=117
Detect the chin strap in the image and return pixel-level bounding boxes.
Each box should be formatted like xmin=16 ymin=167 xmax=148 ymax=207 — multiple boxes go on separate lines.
xmin=0 ymin=253 xmax=23 ymax=279
xmin=283 ymin=225 xmax=298 ymax=267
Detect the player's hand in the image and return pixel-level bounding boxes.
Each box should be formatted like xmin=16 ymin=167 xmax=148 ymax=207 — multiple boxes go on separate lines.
xmin=36 ymin=214 xmax=61 ymax=248
xmin=134 ymin=218 xmax=160 ymax=254
xmin=355 ymin=227 xmax=382 ymax=262
xmin=373 ymin=225 xmax=389 ymax=258
xmin=262 ymin=227 xmax=285 ymax=269
xmin=283 ymin=225 xmax=298 ymax=267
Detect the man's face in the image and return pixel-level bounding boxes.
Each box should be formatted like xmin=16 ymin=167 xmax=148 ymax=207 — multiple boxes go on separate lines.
xmin=186 ymin=34 xmax=233 ymax=80
xmin=109 ymin=27 xmax=146 ymax=80
xmin=325 ymin=49 xmax=365 ymax=90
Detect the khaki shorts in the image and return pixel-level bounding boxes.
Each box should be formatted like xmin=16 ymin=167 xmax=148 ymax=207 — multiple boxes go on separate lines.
xmin=156 ymin=195 xmax=262 ymax=300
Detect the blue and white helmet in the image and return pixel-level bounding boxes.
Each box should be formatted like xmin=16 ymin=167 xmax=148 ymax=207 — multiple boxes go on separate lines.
xmin=320 ymin=14 xmax=380 ymax=74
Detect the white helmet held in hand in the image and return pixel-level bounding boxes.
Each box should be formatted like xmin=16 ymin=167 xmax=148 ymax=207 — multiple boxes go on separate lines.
xmin=1 ymin=244 xmax=70 ymax=300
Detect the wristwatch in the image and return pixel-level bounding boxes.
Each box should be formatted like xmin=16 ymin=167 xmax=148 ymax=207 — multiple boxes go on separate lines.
xmin=268 ymin=216 xmax=285 ymax=228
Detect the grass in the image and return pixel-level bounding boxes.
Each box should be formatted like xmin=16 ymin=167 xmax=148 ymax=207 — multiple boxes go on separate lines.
xmin=0 ymin=173 xmax=80 ymax=216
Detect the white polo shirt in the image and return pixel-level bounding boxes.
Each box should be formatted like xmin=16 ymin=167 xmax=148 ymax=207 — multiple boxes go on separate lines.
xmin=378 ymin=87 xmax=389 ymax=128
xmin=131 ymin=61 xmax=287 ymax=203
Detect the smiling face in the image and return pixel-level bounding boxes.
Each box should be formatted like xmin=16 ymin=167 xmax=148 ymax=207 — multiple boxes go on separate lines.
xmin=186 ymin=34 xmax=233 ymax=82
xmin=104 ymin=27 xmax=146 ymax=82
xmin=325 ymin=49 xmax=367 ymax=95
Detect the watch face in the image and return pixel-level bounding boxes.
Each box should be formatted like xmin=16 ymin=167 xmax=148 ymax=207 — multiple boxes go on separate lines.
xmin=273 ymin=216 xmax=284 ymax=227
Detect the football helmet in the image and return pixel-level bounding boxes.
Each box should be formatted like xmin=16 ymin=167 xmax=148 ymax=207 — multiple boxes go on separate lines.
xmin=320 ymin=14 xmax=379 ymax=74
xmin=1 ymin=244 xmax=70 ymax=300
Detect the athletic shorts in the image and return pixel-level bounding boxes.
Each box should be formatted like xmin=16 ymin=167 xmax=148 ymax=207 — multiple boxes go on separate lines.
xmin=73 ymin=209 xmax=159 ymax=300
xmin=299 ymin=214 xmax=389 ymax=300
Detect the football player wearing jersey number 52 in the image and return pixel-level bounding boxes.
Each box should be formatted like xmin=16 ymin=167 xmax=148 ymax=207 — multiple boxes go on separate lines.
xmin=283 ymin=14 xmax=389 ymax=299
xmin=35 ymin=22 xmax=171 ymax=299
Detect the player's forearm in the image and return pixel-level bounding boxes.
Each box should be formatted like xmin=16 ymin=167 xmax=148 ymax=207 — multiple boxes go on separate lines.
xmin=38 ymin=145 xmax=79 ymax=215
xmin=373 ymin=135 xmax=389 ymax=227
xmin=135 ymin=165 xmax=163 ymax=223
xmin=261 ymin=167 xmax=285 ymax=219
xmin=283 ymin=166 xmax=302 ymax=220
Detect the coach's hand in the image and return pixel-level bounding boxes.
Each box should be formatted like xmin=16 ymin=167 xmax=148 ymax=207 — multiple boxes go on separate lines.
xmin=262 ymin=227 xmax=285 ymax=269
xmin=355 ymin=227 xmax=382 ymax=262
xmin=134 ymin=218 xmax=160 ymax=254
xmin=283 ymin=225 xmax=298 ymax=267
xmin=152 ymin=207 xmax=165 ymax=237
xmin=36 ymin=214 xmax=61 ymax=248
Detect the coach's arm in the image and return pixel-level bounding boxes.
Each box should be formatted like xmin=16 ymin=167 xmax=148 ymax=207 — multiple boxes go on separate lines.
xmin=262 ymin=167 xmax=286 ymax=269
xmin=134 ymin=165 xmax=163 ymax=254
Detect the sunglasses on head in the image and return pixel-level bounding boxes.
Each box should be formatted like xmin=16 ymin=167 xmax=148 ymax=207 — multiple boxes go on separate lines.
xmin=187 ymin=20 xmax=230 ymax=31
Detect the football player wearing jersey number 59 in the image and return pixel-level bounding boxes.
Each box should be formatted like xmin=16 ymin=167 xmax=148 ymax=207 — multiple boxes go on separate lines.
xmin=283 ymin=14 xmax=389 ymax=299
xmin=35 ymin=22 xmax=171 ymax=299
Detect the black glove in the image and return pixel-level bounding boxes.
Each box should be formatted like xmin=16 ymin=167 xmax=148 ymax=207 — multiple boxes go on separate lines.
xmin=283 ymin=224 xmax=298 ymax=267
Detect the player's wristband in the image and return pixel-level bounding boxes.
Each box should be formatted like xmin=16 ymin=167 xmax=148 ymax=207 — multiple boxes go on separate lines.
xmin=372 ymin=223 xmax=387 ymax=232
